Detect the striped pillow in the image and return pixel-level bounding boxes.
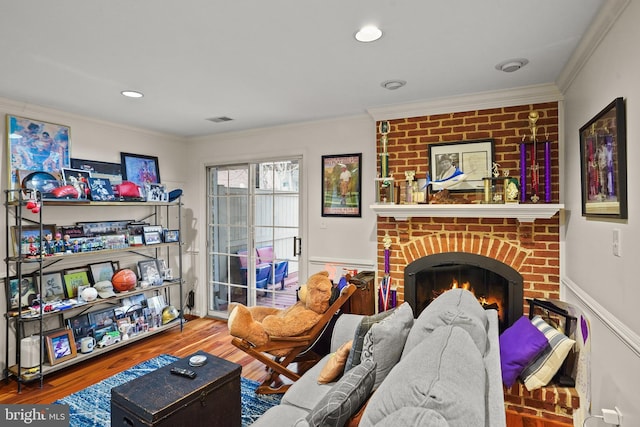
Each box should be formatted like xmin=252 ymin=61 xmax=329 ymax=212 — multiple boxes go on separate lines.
xmin=521 ymin=315 xmax=575 ymax=391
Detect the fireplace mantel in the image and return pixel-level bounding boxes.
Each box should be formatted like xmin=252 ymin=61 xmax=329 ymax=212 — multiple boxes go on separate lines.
xmin=369 ymin=203 xmax=564 ymax=222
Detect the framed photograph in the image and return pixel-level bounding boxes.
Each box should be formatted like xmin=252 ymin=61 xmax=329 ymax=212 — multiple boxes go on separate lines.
xmin=428 ymin=139 xmax=494 ymax=191
xmin=138 ymin=259 xmax=163 ymax=285
xmin=87 ymin=177 xmax=116 ymax=201
xmin=164 ymin=229 xmax=180 ymax=243
xmin=143 ymin=225 xmax=163 ymax=245
xmin=321 ymin=153 xmax=362 ymax=217
xmin=144 ymin=183 xmax=168 ymax=202
xmin=11 ymin=224 xmax=57 ymax=257
xmin=70 ymin=158 xmax=122 ymax=186
xmin=77 ymin=220 xmax=131 ymax=236
xmin=6 ymin=114 xmax=71 ymax=201
xmin=89 ymin=261 xmax=115 ymax=284
xmin=579 ymin=97 xmax=627 ymax=219
xmin=63 ymin=268 xmax=91 ymax=298
xmin=37 ymin=271 xmax=66 ymax=302
xmin=45 ymin=329 xmax=77 ymax=365
xmin=6 ymin=276 xmax=38 ymax=309
xmin=67 ymin=313 xmax=92 ymax=351
xmin=120 ymin=152 xmax=161 ymax=188
xmin=87 ymin=307 xmax=117 ymax=342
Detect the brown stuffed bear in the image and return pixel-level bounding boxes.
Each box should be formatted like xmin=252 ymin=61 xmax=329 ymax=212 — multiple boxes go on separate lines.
xmin=227 ymin=271 xmax=333 ymax=350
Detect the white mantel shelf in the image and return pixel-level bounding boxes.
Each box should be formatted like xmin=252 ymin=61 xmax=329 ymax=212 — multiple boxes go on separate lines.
xmin=369 ymin=203 xmax=564 ymax=222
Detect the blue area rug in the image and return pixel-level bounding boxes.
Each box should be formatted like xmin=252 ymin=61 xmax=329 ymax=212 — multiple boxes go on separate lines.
xmin=54 ymin=354 xmax=282 ymax=427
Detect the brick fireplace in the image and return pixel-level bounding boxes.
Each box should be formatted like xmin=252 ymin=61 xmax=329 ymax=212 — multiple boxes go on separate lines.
xmin=373 ymin=103 xmax=577 ymax=423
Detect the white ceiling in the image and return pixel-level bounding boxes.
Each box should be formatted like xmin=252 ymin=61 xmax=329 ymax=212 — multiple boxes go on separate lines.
xmin=0 ymin=1 xmax=605 ymax=138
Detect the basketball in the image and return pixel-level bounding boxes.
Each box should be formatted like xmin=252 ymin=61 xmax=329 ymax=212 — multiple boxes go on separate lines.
xmin=111 ymin=269 xmax=137 ymax=292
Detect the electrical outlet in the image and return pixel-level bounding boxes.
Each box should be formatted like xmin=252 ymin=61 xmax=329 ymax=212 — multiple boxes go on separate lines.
xmin=612 ymin=229 xmax=621 ymax=257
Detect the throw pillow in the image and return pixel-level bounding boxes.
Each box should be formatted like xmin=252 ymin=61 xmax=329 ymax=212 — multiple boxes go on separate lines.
xmin=318 ymin=340 xmax=353 ymax=384
xmin=521 ymin=315 xmax=576 ymax=391
xmin=360 ymin=325 xmax=485 ymax=426
xmin=306 ymin=360 xmax=376 ymax=427
xmin=344 ymin=308 xmax=396 ymax=372
xmin=360 ymin=302 xmax=414 ymax=389
xmin=499 ymin=315 xmax=549 ymax=387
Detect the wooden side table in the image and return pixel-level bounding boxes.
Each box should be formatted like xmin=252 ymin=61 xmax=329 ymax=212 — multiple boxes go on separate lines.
xmin=344 ymin=271 xmax=376 ymax=315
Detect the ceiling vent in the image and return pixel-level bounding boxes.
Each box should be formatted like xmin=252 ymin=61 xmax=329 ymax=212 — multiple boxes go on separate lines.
xmin=206 ymin=116 xmax=234 ymax=123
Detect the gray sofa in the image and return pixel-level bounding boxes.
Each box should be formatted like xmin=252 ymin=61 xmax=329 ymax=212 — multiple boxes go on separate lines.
xmin=251 ymin=289 xmax=506 ymax=427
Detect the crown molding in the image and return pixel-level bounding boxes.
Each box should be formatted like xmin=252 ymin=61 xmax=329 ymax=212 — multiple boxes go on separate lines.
xmin=366 ymin=83 xmax=562 ymax=121
xmin=556 ymin=0 xmax=631 ymax=93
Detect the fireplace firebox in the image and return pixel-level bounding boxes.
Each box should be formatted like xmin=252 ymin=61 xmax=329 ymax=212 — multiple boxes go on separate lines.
xmin=404 ymin=252 xmax=523 ymax=332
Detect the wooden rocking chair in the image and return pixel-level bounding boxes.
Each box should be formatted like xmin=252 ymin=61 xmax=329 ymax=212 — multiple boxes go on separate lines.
xmin=231 ymin=283 xmax=356 ymax=394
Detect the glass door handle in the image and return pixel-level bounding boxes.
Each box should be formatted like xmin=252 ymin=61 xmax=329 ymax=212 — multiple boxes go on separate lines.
xmin=293 ymin=237 xmax=302 ymax=256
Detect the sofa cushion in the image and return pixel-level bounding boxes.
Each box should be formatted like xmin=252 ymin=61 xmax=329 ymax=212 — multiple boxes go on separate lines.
xmin=521 ymin=315 xmax=575 ymax=391
xmin=402 ymin=288 xmax=489 ymax=359
xmin=375 ymin=407 xmax=450 ymax=427
xmin=282 ymin=354 xmax=336 ymax=410
xmin=344 ymin=308 xmax=396 ymax=371
xmin=360 ymin=302 xmax=414 ymax=389
xmin=499 ymin=315 xmax=548 ymax=387
xmin=306 ymin=360 xmax=376 ymax=427
xmin=318 ymin=340 xmax=353 ymax=384
xmin=361 ymin=325 xmax=485 ymax=427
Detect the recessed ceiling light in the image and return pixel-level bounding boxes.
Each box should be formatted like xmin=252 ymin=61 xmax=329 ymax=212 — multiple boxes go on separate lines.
xmin=121 ymin=90 xmax=144 ymax=98
xmin=355 ymin=25 xmax=383 ymax=42
xmin=381 ymin=80 xmax=406 ymax=90
xmin=495 ymin=58 xmax=529 ymax=73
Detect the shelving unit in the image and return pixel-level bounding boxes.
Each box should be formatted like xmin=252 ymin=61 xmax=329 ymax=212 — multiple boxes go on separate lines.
xmin=3 ymin=190 xmax=184 ymax=392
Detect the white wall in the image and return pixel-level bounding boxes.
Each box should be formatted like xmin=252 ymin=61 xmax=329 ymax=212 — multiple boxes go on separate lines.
xmin=562 ymin=1 xmax=640 ymax=424
xmin=184 ymin=115 xmax=379 ymax=317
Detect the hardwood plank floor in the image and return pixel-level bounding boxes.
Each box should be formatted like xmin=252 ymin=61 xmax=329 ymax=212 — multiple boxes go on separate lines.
xmin=0 ymin=316 xmax=264 ymax=404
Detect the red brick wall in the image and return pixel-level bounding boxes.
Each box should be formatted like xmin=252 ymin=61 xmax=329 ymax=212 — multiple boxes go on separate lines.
xmin=375 ymin=102 xmax=561 ymax=314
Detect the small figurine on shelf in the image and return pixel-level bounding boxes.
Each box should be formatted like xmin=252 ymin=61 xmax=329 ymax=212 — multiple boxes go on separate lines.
xmin=54 ymin=232 xmax=65 ymax=254
xmin=43 ymin=233 xmax=53 ymax=255
xmin=63 ymin=234 xmax=72 ymax=253
xmin=28 ymin=236 xmax=37 ymax=257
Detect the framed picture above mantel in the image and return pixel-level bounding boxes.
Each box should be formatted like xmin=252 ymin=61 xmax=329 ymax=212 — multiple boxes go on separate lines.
xmin=579 ymin=97 xmax=627 ymax=219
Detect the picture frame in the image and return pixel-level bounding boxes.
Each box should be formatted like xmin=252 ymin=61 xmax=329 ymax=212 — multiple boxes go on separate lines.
xmin=11 ymin=224 xmax=57 ymax=257
xmin=144 ymin=182 xmax=168 ymax=202
xmin=63 ymin=268 xmax=91 ymax=298
xmin=87 ymin=307 xmax=117 ymax=342
xmin=87 ymin=177 xmax=116 ymax=201
xmin=138 ymin=259 xmax=163 ymax=285
xmin=88 ymin=261 xmax=116 ymax=284
xmin=428 ymin=139 xmax=494 ymax=192
xmin=321 ymin=153 xmax=362 ymax=217
xmin=77 ymin=220 xmax=132 ymax=236
xmin=120 ymin=152 xmax=161 ymax=188
xmin=70 ymin=158 xmax=122 ymax=186
xmin=66 ymin=313 xmax=92 ymax=351
xmin=37 ymin=271 xmax=66 ymax=302
xmin=164 ymin=229 xmax=180 ymax=243
xmin=143 ymin=225 xmax=163 ymax=245
xmin=579 ymin=97 xmax=627 ymax=219
xmin=6 ymin=276 xmax=38 ymax=309
xmin=6 ymin=114 xmax=71 ymax=201
xmin=45 ymin=329 xmax=77 ymax=365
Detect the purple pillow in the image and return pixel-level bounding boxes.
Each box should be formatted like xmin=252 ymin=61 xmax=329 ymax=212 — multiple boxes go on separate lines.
xmin=499 ymin=316 xmax=548 ymax=387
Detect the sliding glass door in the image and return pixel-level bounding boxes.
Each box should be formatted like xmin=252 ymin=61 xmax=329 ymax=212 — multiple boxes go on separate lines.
xmin=206 ymin=159 xmax=301 ymax=317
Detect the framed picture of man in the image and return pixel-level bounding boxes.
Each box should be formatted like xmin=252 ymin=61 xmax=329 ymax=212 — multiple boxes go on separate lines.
xmin=321 ymin=153 xmax=362 ymax=217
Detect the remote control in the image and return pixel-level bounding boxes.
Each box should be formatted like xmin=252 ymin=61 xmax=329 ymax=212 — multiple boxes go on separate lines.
xmin=170 ymin=367 xmax=197 ymax=379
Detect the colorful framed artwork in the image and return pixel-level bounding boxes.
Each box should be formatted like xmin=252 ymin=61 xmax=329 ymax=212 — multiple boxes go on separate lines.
xmin=45 ymin=329 xmax=77 ymax=365
xmin=321 ymin=153 xmax=362 ymax=217
xmin=120 ymin=152 xmax=160 ymax=188
xmin=11 ymin=224 xmax=57 ymax=257
xmin=37 ymin=271 xmax=66 ymax=302
xmin=428 ymin=139 xmax=494 ymax=192
xmin=6 ymin=114 xmax=71 ymax=201
xmin=63 ymin=268 xmax=91 ymax=298
xmin=164 ymin=229 xmax=180 ymax=243
xmin=5 ymin=276 xmax=38 ymax=309
xmin=579 ymin=97 xmax=627 ymax=219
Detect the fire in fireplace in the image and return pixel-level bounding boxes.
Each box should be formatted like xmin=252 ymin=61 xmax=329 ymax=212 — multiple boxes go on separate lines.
xmin=404 ymin=252 xmax=524 ymax=332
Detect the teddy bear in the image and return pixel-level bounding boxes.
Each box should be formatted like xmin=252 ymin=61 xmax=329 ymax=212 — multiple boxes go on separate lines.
xmin=227 ymin=271 xmax=334 ymax=350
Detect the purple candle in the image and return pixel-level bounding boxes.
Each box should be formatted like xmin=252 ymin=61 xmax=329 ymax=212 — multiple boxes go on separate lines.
xmin=520 ymin=143 xmax=527 ymax=202
xmin=545 ymin=141 xmax=551 ymax=202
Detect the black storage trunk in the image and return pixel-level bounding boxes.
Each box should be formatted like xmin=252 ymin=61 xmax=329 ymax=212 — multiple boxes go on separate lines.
xmin=111 ymin=351 xmax=241 ymax=427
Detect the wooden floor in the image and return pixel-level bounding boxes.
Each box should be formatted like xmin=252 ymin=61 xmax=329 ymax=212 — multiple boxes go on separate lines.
xmin=0 ymin=316 xmax=264 ymax=404
xmin=0 ymin=315 xmax=573 ymax=427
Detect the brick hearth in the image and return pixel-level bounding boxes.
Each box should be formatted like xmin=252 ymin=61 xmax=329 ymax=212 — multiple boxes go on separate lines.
xmin=373 ymin=103 xmax=580 ymax=422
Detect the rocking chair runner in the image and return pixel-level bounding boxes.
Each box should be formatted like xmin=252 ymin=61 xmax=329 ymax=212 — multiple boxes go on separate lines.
xmin=231 ymin=283 xmax=357 ymax=394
